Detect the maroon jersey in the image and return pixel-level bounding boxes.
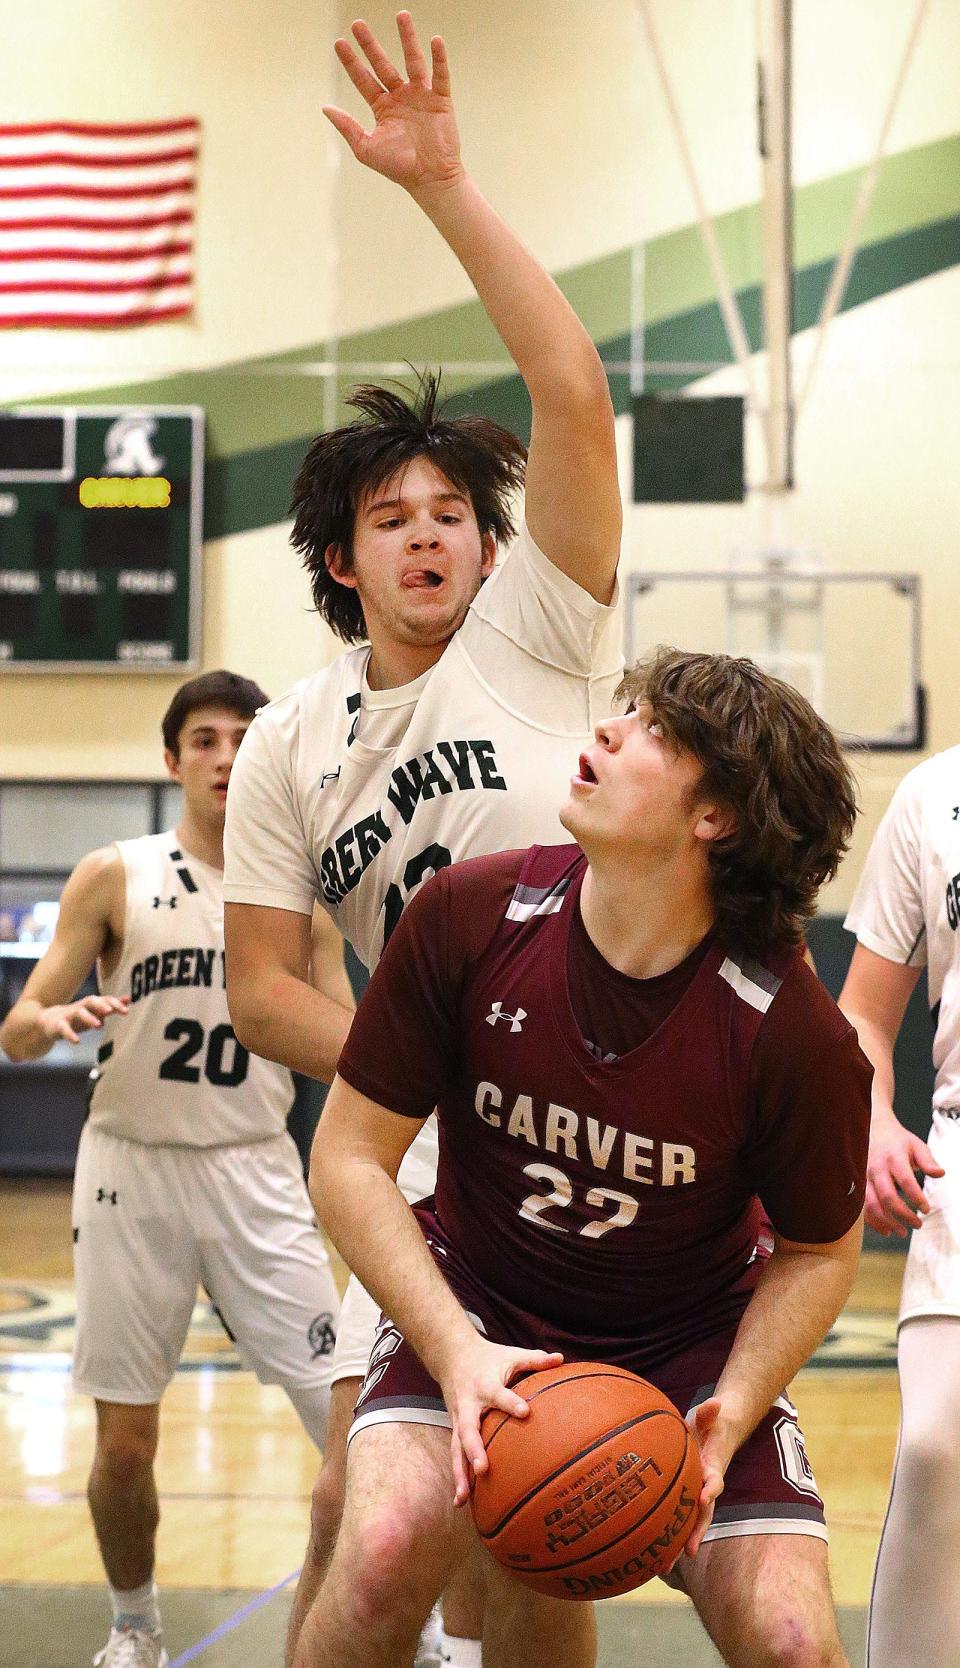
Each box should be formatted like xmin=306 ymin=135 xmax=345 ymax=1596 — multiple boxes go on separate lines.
xmin=338 ymin=845 xmax=871 ymax=1365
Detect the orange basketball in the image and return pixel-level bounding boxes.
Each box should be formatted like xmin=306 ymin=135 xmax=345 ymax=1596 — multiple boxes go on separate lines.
xmin=470 ymin=1362 xmax=702 ymax=1600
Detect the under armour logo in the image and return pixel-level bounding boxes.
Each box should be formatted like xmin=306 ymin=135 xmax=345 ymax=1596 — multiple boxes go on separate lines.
xmin=319 ymin=768 xmax=341 ymax=788
xmin=152 ymin=896 xmax=177 ymax=909
xmin=486 ymin=1001 xmax=526 ymax=1033
xmin=96 ymin=1188 xmax=118 ymax=1205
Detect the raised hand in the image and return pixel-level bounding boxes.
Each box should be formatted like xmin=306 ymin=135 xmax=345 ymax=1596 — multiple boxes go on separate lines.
xmin=323 ymin=11 xmax=462 ymax=196
xmin=866 ymin=1106 xmax=945 ymax=1237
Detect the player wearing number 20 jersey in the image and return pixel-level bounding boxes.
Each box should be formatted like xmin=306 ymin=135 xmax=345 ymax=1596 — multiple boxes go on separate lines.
xmin=88 ymin=833 xmax=293 ymax=1145
xmin=73 ymin=826 xmax=341 ymax=1411
xmin=0 ymin=673 xmax=349 ymax=1668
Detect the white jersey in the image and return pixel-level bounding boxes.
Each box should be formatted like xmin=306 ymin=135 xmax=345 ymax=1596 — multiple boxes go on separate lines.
xmin=224 ymin=522 xmax=621 ymax=1198
xmin=88 ymin=832 xmax=295 ymax=1146
xmin=223 ymin=522 xmax=622 ymax=966
xmin=845 ymin=747 xmax=960 ymax=1120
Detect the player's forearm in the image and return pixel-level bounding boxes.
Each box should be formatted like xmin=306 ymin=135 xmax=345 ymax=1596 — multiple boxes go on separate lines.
xmin=411 ymin=173 xmax=611 ymax=418
xmin=836 ymin=1007 xmax=896 ymax=1118
xmin=709 ymin=1230 xmax=862 ymax=1461
xmin=229 ymin=972 xmax=353 ymax=1083
xmin=0 ymin=1000 xmax=55 ymax=1062
xmin=311 ymin=1145 xmax=476 ymax=1371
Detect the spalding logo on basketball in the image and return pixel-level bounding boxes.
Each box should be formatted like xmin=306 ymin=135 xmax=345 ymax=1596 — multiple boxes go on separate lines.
xmin=470 ymin=1362 xmax=702 ymax=1600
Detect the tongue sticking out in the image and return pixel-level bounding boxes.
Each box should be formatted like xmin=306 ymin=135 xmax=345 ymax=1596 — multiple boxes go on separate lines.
xmin=403 ymin=570 xmax=443 ymax=590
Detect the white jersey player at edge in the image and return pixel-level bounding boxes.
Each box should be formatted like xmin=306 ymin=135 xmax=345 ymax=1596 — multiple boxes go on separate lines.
xmin=0 ymin=671 xmax=350 ymax=1668
xmin=839 ymin=745 xmax=960 ymax=1668
xmin=223 ymin=14 xmax=622 ymax=1668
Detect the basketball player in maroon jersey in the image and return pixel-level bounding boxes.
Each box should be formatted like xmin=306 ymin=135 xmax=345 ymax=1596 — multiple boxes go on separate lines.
xmin=306 ymin=648 xmax=872 ymax=1668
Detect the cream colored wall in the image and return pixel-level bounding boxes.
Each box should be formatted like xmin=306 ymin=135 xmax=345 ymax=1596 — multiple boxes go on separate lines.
xmin=330 ymin=0 xmax=646 ymax=332
xmin=625 ymin=263 xmax=960 ymax=912
xmin=0 ymin=0 xmax=341 ymax=777
xmin=0 ymin=0 xmax=339 ymax=400
xmin=618 ymin=0 xmax=960 ymax=910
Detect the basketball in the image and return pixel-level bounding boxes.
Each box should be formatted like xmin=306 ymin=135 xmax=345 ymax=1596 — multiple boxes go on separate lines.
xmin=470 ymin=1363 xmax=703 ymax=1600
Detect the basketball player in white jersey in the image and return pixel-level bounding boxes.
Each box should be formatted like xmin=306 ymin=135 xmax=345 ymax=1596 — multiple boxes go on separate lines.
xmin=0 ymin=671 xmax=350 ymax=1668
xmin=839 ymin=747 xmax=960 ymax=1668
xmin=223 ymin=15 xmax=622 ymax=1667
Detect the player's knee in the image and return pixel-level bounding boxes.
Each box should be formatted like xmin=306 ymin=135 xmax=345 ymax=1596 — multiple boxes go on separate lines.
xmin=342 ymin=1506 xmax=442 ymax=1625
xmin=357 ymin=1506 xmax=426 ymax=1580
xmin=356 ymin=1507 xmax=440 ymax=1594
xmin=753 ymin=1609 xmax=842 ymax=1668
xmin=93 ymin=1425 xmax=157 ymax=1485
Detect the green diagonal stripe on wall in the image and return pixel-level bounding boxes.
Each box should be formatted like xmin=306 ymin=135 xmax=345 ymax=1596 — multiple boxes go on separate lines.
xmin=209 ymin=209 xmax=960 ymax=538
xmin=21 ymin=133 xmax=960 ymax=540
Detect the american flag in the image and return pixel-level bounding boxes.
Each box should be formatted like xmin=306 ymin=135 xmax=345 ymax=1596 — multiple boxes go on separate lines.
xmin=0 ymin=118 xmax=199 ymax=328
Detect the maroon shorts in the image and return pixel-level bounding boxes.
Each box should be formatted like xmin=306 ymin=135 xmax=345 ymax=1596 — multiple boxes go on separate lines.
xmin=349 ymin=1212 xmax=826 ymax=1546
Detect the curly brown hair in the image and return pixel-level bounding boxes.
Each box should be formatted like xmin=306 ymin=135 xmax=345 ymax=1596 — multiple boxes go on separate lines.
xmin=289 ymin=373 xmax=527 ymax=645
xmin=616 ymin=648 xmax=858 ymax=958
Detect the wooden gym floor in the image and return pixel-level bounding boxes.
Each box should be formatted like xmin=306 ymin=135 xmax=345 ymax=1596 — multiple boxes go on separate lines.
xmin=0 ymin=1178 xmax=902 ymax=1667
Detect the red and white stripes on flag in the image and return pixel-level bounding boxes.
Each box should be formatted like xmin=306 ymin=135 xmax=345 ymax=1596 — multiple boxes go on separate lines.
xmin=0 ymin=119 xmax=199 ymax=328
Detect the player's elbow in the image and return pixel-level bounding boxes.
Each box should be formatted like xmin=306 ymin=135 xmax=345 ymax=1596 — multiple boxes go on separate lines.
xmin=541 ymin=351 xmax=614 ymax=427
xmin=0 ymin=1015 xmax=33 ymax=1062
xmin=225 ymin=977 xmax=269 ymax=1056
xmin=307 ymin=1129 xmax=339 ymax=1228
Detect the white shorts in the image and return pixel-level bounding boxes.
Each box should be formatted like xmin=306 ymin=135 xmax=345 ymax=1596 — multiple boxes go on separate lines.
xmin=899 ymin=1110 xmax=960 ymax=1326
xmin=330 ymin=1115 xmax=439 ymax=1387
xmin=900 ymin=1206 xmax=960 ymax=1325
xmin=72 ymin=1124 xmax=341 ymax=1404
xmin=331 ymin=1275 xmax=383 ymax=1386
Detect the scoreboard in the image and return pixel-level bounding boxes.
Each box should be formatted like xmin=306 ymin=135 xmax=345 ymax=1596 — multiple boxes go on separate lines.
xmin=0 ymin=406 xmax=203 ymax=672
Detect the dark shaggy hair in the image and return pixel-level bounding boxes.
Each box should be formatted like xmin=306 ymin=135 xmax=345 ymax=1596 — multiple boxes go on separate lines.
xmin=289 ymin=372 xmax=527 ymax=644
xmin=616 ymin=648 xmax=858 ymax=959
xmin=162 ymin=670 xmax=269 ymax=758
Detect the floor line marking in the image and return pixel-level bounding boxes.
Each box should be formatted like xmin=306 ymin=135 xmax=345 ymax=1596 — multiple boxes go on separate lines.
xmin=167 ymin=1570 xmax=300 ymax=1666
xmin=5 ymin=1488 xmax=311 ymax=1506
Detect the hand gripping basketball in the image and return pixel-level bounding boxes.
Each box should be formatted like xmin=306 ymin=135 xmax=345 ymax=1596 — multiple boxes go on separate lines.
xmin=470 ymin=1363 xmax=703 ymax=1600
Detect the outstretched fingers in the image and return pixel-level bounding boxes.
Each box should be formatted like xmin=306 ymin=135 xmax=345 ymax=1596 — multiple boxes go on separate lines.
xmin=337 ymin=15 xmax=448 ymax=103
xmin=396 ymin=11 xmax=430 ymax=85
xmin=333 ymin=34 xmax=387 ymax=108
xmin=351 ymin=18 xmax=404 ymax=91
xmin=430 ymin=34 xmax=451 ymax=98
xmin=321 ymin=104 xmax=368 ymax=156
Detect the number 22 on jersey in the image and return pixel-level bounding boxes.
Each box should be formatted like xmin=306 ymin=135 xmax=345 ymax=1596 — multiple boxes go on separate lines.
xmin=520 ymin=1161 xmax=639 ymax=1238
